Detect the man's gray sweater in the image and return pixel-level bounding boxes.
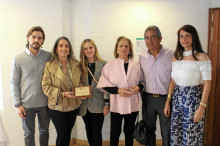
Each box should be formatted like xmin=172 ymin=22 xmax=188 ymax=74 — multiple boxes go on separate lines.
xmin=11 ymin=49 xmax=51 ymax=108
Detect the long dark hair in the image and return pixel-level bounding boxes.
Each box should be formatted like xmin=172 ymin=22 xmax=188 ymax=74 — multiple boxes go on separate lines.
xmin=50 ymin=36 xmax=78 ymax=62
xmin=175 ymin=25 xmax=205 ymax=60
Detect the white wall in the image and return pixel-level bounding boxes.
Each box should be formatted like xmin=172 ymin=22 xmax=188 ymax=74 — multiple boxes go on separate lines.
xmin=70 ymin=0 xmax=216 ymax=60
xmin=0 ymin=0 xmax=220 ymax=145
xmin=0 ymin=0 xmax=64 ymax=145
xmin=211 ymin=0 xmax=220 ymax=7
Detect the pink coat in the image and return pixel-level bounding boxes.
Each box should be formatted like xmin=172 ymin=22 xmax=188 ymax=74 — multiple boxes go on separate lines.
xmin=97 ymin=58 xmax=143 ymax=114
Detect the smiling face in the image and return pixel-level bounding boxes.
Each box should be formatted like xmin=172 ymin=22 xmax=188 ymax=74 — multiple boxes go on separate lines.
xmin=84 ymin=42 xmax=96 ymax=60
xmin=117 ymin=39 xmax=130 ymax=60
xmin=27 ymin=31 xmax=44 ymax=50
xmin=144 ymin=30 xmax=162 ymax=51
xmin=179 ymin=30 xmax=193 ymax=50
xmin=56 ymin=39 xmax=70 ymax=59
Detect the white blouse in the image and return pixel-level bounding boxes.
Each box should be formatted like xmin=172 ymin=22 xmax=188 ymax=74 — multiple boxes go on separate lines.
xmin=171 ymin=60 xmax=212 ymax=86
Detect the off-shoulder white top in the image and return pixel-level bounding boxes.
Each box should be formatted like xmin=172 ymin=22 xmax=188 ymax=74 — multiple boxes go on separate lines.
xmin=171 ymin=60 xmax=212 ymax=86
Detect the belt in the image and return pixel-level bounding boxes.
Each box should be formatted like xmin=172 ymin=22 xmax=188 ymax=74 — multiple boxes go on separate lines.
xmin=145 ymin=92 xmax=167 ymax=97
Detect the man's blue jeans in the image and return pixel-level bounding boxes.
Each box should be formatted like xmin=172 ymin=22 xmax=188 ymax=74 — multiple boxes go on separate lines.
xmin=22 ymin=106 xmax=50 ymax=146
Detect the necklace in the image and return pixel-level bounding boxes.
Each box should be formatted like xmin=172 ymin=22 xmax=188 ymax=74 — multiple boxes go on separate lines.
xmin=88 ymin=63 xmax=94 ymax=66
xmin=183 ymin=50 xmax=192 ymax=56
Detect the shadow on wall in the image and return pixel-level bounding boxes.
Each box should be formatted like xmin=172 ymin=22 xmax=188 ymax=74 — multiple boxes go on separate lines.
xmin=0 ymin=63 xmax=3 ymax=111
xmin=0 ymin=62 xmax=7 ymax=145
xmin=0 ymin=118 xmax=7 ymax=146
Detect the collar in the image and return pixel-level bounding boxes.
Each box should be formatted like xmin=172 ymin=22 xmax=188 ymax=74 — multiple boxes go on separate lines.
xmin=25 ymin=48 xmax=41 ymax=56
xmin=146 ymin=45 xmax=164 ymax=58
xmin=58 ymin=60 xmax=71 ymax=69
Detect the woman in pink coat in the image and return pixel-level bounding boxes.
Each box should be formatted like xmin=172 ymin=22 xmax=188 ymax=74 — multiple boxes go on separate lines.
xmin=97 ymin=36 xmax=144 ymax=146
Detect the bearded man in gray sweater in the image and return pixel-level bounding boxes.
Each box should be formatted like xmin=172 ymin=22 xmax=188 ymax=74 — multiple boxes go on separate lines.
xmin=11 ymin=26 xmax=51 ymax=146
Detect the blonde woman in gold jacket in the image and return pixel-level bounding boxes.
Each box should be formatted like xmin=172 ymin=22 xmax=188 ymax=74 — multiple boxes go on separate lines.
xmin=42 ymin=36 xmax=81 ymax=146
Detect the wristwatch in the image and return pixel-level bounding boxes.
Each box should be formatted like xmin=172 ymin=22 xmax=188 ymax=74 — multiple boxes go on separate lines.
xmin=104 ymin=102 xmax=110 ymax=107
xmin=15 ymin=103 xmax=22 ymax=108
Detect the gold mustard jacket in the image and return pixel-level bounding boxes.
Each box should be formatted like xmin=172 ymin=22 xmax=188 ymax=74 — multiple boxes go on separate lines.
xmin=42 ymin=58 xmax=82 ymax=112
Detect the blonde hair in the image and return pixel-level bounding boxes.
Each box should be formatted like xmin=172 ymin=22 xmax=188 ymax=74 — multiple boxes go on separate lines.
xmin=79 ymin=39 xmax=104 ymax=84
xmin=114 ymin=36 xmax=134 ymax=59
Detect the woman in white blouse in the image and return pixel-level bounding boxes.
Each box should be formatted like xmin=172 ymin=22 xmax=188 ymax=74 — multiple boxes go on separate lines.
xmin=164 ymin=25 xmax=211 ymax=146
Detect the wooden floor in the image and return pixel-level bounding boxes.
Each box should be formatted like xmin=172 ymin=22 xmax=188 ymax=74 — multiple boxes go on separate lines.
xmin=71 ymin=143 xmax=162 ymax=146
xmin=70 ymin=138 xmax=162 ymax=146
xmin=52 ymin=144 xmax=145 ymax=146
xmin=50 ymin=138 xmax=162 ymax=146
xmin=71 ymin=144 xmax=161 ymax=146
xmin=71 ymin=143 xmax=145 ymax=146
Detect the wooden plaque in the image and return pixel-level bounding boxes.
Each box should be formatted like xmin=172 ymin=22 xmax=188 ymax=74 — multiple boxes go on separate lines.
xmin=73 ymin=85 xmax=92 ymax=98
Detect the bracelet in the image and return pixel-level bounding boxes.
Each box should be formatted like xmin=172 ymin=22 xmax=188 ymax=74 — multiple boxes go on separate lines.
xmin=167 ymin=94 xmax=172 ymax=99
xmin=200 ymin=102 xmax=207 ymax=107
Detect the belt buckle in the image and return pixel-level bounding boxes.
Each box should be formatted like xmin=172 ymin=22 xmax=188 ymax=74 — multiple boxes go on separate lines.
xmin=153 ymin=94 xmax=159 ymax=97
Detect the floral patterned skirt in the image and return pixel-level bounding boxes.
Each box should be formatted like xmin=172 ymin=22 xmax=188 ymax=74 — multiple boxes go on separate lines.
xmin=171 ymin=85 xmax=204 ymax=146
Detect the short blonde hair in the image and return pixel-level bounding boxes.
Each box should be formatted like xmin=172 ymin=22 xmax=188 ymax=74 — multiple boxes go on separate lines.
xmin=114 ymin=36 xmax=134 ymax=59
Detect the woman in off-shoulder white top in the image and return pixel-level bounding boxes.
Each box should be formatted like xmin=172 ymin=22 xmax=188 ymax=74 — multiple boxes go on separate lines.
xmin=164 ymin=25 xmax=212 ymax=146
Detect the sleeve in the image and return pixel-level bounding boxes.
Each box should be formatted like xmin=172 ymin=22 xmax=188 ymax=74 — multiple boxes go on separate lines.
xmin=103 ymin=87 xmax=118 ymax=94
xmin=96 ymin=64 xmax=115 ymax=94
xmin=10 ymin=57 xmax=22 ymax=105
xmin=138 ymin=84 xmax=144 ymax=91
xmin=138 ymin=61 xmax=145 ymax=92
xmin=100 ymin=61 xmax=110 ymax=102
xmin=104 ymin=94 xmax=110 ymax=103
xmin=200 ymin=60 xmax=212 ymax=80
xmin=41 ymin=63 xmax=63 ymax=105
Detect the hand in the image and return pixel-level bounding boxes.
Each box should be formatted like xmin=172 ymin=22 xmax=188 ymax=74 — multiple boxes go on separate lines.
xmin=64 ymin=91 xmax=75 ymax=98
xmin=129 ymin=86 xmax=140 ymax=95
xmin=103 ymin=106 xmax=109 ymax=115
xmin=164 ymin=102 xmax=171 ymax=117
xmin=118 ymin=88 xmax=131 ymax=97
xmin=16 ymin=105 xmax=26 ymax=119
xmin=194 ymin=106 xmax=205 ymax=123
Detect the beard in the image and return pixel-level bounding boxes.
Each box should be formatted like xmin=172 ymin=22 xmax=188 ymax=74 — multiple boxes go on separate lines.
xmin=30 ymin=42 xmax=41 ymax=50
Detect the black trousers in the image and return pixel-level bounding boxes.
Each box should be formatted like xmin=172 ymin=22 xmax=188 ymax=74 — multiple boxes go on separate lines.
xmin=48 ymin=108 xmax=78 ymax=146
xmin=110 ymin=111 xmax=138 ymax=146
xmin=143 ymin=93 xmax=170 ymax=146
xmin=82 ymin=110 xmax=104 ymax=146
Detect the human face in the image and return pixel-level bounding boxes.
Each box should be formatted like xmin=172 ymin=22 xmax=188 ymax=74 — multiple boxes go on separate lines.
xmin=144 ymin=30 xmax=162 ymax=51
xmin=117 ymin=39 xmax=130 ymax=60
xmin=56 ymin=39 xmax=70 ymax=59
xmin=84 ymin=42 xmax=96 ymax=60
xmin=27 ymin=31 xmax=44 ymax=50
xmin=179 ymin=30 xmax=193 ymax=51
